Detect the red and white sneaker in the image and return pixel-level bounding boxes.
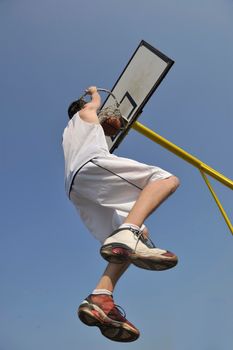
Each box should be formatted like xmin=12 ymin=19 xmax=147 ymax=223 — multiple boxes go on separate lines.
xmin=77 ymin=294 xmax=140 ymax=342
xmin=100 ymin=227 xmax=178 ymax=271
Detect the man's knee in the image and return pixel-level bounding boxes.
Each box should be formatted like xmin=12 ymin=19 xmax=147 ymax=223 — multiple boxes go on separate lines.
xmin=167 ymin=175 xmax=180 ymax=193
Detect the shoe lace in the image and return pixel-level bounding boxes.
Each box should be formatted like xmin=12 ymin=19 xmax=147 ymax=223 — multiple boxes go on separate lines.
xmin=129 ymin=228 xmax=155 ymax=252
xmin=111 ymin=304 xmax=126 ymax=319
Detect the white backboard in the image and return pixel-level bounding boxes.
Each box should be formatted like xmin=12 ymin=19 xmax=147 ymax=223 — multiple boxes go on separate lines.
xmin=100 ymin=40 xmax=174 ymax=152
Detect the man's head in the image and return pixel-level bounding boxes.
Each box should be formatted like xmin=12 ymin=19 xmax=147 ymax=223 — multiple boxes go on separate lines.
xmin=67 ymin=98 xmax=87 ymax=119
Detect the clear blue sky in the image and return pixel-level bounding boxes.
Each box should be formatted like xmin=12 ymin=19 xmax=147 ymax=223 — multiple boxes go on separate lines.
xmin=1 ymin=1 xmax=233 ymax=349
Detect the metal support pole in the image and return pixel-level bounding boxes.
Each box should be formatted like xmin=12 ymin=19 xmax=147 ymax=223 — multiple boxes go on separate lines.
xmin=200 ymin=171 xmax=233 ymax=234
xmin=132 ymin=121 xmax=233 ymax=234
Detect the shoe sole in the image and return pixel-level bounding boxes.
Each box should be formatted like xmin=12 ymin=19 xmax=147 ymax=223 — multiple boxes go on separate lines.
xmin=100 ymin=243 xmax=178 ymax=271
xmin=78 ymin=305 xmax=139 ymax=342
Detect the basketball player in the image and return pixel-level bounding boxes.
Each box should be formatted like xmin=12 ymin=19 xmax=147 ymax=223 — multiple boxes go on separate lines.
xmin=62 ymin=86 xmax=180 ymax=342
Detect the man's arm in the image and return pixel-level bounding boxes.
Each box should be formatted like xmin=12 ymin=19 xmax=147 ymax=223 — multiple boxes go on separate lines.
xmin=79 ymin=86 xmax=101 ymax=124
xmin=86 ymin=86 xmax=101 ymax=110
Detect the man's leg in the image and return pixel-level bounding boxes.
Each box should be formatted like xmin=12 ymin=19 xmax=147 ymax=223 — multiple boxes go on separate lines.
xmin=95 ymin=261 xmax=130 ymax=292
xmin=124 ymin=176 xmax=180 ymax=227
xmin=100 ymin=176 xmax=180 ymax=271
xmin=78 ymin=261 xmax=140 ymax=342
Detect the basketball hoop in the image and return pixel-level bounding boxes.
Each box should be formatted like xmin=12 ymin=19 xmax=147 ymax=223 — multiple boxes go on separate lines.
xmin=80 ymin=88 xmax=128 ymax=130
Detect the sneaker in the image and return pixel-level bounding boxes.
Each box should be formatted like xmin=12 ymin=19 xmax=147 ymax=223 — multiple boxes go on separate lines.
xmin=77 ymin=294 xmax=140 ymax=342
xmin=100 ymin=227 xmax=178 ymax=271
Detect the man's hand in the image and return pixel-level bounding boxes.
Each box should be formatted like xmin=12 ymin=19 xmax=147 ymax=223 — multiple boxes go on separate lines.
xmin=86 ymin=86 xmax=98 ymax=95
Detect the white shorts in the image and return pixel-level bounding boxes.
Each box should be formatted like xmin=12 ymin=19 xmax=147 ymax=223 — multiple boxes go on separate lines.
xmin=70 ymin=154 xmax=172 ymax=243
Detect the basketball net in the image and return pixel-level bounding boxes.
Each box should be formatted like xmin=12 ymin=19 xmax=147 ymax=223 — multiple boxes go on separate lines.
xmin=80 ymin=88 xmax=128 ymax=129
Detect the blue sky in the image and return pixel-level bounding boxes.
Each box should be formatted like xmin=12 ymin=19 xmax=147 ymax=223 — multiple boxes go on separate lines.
xmin=1 ymin=0 xmax=233 ymax=349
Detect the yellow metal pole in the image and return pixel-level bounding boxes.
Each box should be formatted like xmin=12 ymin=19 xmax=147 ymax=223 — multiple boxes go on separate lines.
xmin=200 ymin=171 xmax=233 ymax=234
xmin=132 ymin=120 xmax=233 ymax=235
xmin=132 ymin=121 xmax=233 ymax=190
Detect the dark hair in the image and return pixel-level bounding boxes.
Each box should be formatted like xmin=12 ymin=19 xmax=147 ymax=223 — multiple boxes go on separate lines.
xmin=67 ymin=98 xmax=87 ymax=119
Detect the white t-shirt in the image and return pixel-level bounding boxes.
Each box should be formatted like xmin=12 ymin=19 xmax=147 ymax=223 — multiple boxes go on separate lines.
xmin=62 ymin=112 xmax=109 ymax=197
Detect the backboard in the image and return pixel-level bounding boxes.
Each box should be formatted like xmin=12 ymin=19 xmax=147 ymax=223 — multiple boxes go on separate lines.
xmin=100 ymin=40 xmax=174 ymax=153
